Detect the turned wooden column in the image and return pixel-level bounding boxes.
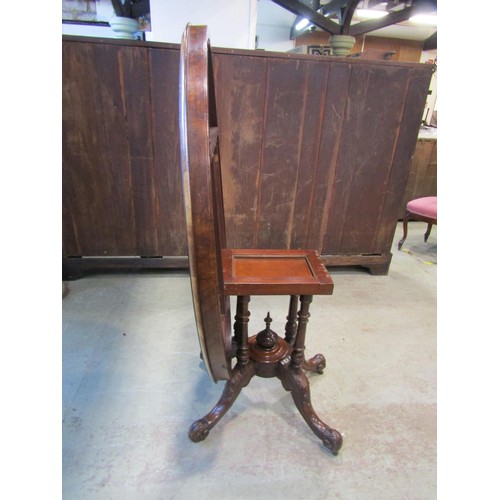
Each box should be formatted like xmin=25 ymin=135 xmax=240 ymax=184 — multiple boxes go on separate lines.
xmin=284 ymin=295 xmax=299 ymax=344
xmin=291 ymin=295 xmax=313 ymax=369
xmin=234 ymin=295 xmax=251 ymax=365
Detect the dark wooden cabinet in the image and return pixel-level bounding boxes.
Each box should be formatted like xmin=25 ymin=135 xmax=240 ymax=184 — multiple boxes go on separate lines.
xmin=62 ymin=36 xmax=432 ymax=277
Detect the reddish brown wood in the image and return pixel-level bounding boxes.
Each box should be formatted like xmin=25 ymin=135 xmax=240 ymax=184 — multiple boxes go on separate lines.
xmin=188 ymin=360 xmax=256 ymax=443
xmin=212 ymin=53 xmax=268 ymax=249
xmin=323 ymin=63 xmax=409 ymax=255
xmin=62 ymin=42 xmax=139 ymax=257
xmin=149 ymin=47 xmax=187 ymax=256
xmin=222 ymin=249 xmax=333 ymax=296
xmin=180 ymin=25 xmax=341 ymax=454
xmin=276 ymin=357 xmax=343 ymax=453
xmin=179 ymin=26 xmax=231 ymax=382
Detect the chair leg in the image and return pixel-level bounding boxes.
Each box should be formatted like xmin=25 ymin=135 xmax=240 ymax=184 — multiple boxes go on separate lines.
xmin=424 ymin=223 xmax=433 ymax=242
xmin=398 ymin=211 xmax=410 ymax=250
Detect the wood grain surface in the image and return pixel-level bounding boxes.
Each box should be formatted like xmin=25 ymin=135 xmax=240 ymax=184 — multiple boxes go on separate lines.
xmin=63 ymin=36 xmax=432 ymax=275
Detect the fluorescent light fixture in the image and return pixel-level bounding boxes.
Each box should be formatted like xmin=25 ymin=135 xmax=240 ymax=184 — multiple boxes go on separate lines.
xmin=355 ymin=9 xmax=388 ymax=19
xmin=296 ymin=17 xmax=311 ymax=30
xmin=409 ymin=14 xmax=437 ymax=26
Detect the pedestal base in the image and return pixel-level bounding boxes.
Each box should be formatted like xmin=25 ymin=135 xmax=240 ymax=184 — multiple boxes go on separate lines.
xmin=189 ymin=296 xmax=343 ymax=454
xmin=189 ymin=355 xmax=342 ymax=454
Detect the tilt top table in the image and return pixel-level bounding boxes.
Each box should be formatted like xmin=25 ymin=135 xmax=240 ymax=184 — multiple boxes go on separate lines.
xmin=179 ymin=24 xmax=342 ymax=454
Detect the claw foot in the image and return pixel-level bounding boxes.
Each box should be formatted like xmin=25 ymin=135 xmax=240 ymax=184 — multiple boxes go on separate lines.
xmin=321 ymin=427 xmax=343 ymax=454
xmin=303 ymin=353 xmax=326 ymax=374
xmin=188 ymin=418 xmax=210 ymax=442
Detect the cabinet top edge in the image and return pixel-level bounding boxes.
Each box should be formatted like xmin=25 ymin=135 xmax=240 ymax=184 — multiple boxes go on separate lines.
xmin=62 ymin=35 xmax=433 ymax=71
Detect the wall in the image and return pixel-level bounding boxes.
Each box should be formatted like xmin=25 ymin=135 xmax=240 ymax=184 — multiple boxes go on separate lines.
xmin=295 ymin=31 xmax=424 ymax=62
xmin=62 ymin=0 xmax=116 ymax=38
xmin=355 ymin=35 xmax=424 ymax=62
xmin=420 ymin=48 xmax=437 ymax=124
xmin=256 ymin=25 xmax=294 ymax=52
xmin=255 ymin=0 xmax=295 ymax=52
xmin=146 ymin=0 xmax=257 ymax=49
xmin=61 ymin=0 xmax=257 ymax=49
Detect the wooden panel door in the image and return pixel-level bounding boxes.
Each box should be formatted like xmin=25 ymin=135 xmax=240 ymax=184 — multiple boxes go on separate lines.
xmin=63 ymin=42 xmax=156 ymax=256
xmin=323 ymin=63 xmax=413 ymax=255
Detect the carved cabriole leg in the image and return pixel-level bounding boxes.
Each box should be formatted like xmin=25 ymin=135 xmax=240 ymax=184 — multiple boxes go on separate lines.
xmin=277 ymin=361 xmax=342 ymax=454
xmin=279 ymin=295 xmax=342 ymax=454
xmin=188 ymin=361 xmax=256 ymax=442
xmin=189 ymin=295 xmax=254 ymax=443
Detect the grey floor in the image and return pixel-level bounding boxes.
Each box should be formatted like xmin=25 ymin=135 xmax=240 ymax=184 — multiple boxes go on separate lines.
xmin=62 ymin=221 xmax=437 ymax=500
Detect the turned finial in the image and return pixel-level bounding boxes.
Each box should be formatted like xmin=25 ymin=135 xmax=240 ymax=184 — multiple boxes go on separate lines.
xmin=264 ymin=312 xmax=272 ymax=328
xmin=256 ymin=312 xmax=278 ymax=350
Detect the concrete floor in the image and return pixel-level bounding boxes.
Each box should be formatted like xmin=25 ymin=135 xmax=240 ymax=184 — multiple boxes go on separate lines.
xmin=62 ymin=221 xmax=436 ymax=499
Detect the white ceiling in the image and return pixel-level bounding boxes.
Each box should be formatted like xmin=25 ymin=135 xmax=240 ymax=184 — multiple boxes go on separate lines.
xmin=256 ymin=0 xmax=437 ymax=41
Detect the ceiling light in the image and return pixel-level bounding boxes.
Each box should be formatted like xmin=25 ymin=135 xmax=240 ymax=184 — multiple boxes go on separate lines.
xmin=355 ymin=9 xmax=388 ymax=19
xmin=409 ymin=14 xmax=437 ymax=26
xmin=296 ymin=17 xmax=311 ymax=30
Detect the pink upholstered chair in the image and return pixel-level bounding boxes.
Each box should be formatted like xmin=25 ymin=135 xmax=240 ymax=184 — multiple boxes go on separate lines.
xmin=398 ymin=196 xmax=437 ymax=250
